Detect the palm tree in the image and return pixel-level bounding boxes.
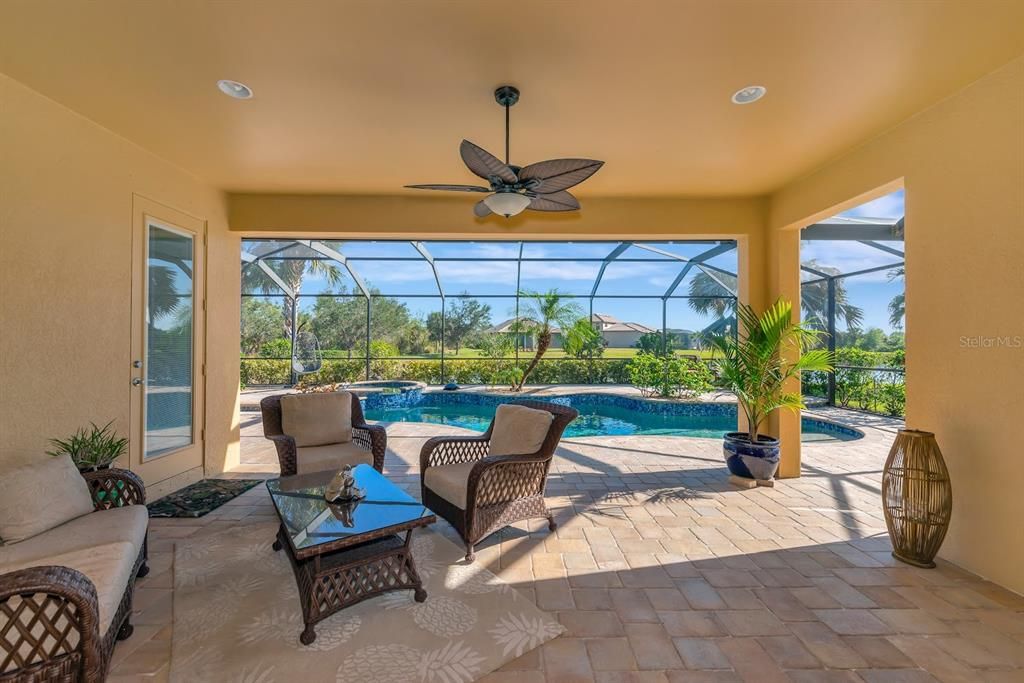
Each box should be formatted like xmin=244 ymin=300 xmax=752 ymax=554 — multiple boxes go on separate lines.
xmin=687 ymin=261 xmax=864 ymax=331
xmin=511 ymin=289 xmax=582 ymax=391
xmin=887 ymin=266 xmax=905 ymax=329
xmin=242 ymin=256 xmax=346 ymax=340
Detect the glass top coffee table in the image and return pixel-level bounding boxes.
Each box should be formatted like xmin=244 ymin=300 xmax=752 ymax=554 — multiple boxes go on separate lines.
xmin=266 ymin=464 xmax=436 ymax=645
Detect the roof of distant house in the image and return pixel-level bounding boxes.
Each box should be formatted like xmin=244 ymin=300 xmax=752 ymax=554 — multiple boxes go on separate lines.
xmin=603 ymin=322 xmax=656 ymax=333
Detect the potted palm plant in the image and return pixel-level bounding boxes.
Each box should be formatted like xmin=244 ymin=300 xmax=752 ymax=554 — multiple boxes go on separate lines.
xmin=706 ymin=299 xmax=833 ymax=481
xmin=48 ymin=420 xmax=129 ymax=472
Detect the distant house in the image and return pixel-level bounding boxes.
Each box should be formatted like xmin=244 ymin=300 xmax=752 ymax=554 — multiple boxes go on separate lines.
xmin=488 ymin=318 xmax=534 ymax=350
xmin=584 ymin=314 xmax=656 ymax=349
xmin=492 ymin=313 xmax=656 ymax=350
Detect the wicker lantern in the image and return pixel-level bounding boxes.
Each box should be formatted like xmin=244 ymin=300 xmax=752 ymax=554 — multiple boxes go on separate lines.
xmin=881 ymin=429 xmax=952 ymax=568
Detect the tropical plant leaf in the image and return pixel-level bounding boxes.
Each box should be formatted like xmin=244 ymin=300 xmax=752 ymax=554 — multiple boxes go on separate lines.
xmin=705 ymin=298 xmax=835 ymax=441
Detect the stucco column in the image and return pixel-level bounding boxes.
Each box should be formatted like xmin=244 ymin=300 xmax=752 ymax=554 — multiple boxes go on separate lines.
xmin=768 ymin=227 xmax=803 ymax=478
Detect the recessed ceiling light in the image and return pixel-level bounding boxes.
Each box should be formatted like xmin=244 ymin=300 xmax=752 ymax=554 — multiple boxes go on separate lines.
xmin=217 ymin=79 xmax=253 ymax=100
xmin=731 ymin=85 xmax=766 ymax=105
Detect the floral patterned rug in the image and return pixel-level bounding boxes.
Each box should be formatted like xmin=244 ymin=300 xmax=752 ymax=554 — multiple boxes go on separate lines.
xmin=147 ymin=479 xmax=262 ymax=518
xmin=170 ymin=522 xmax=563 ymax=682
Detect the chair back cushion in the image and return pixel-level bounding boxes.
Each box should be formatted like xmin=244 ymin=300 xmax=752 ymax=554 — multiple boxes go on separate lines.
xmin=281 ymin=392 xmax=353 ymax=447
xmin=0 ymin=455 xmax=95 ymax=544
xmin=296 ymin=442 xmax=373 ymax=474
xmin=489 ymin=404 xmax=555 ymax=457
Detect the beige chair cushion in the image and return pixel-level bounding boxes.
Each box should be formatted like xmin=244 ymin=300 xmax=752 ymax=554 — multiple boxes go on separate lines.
xmin=423 ymin=460 xmax=477 ymax=509
xmin=0 ymin=541 xmax=138 ymax=636
xmin=296 ymin=442 xmax=372 ymax=475
xmin=0 ymin=455 xmax=95 ymax=544
xmin=489 ymin=404 xmax=554 ymax=457
xmin=0 ymin=505 xmax=148 ymax=569
xmin=281 ymin=392 xmax=353 ymax=447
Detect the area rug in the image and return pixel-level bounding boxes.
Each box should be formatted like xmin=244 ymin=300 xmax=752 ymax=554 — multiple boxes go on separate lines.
xmin=147 ymin=478 xmax=262 ymax=518
xmin=170 ymin=522 xmax=563 ymax=682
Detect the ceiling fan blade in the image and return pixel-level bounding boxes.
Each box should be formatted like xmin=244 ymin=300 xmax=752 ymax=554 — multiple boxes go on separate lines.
xmin=404 ymin=184 xmax=490 ymax=193
xmin=460 ymin=140 xmax=518 ymax=184
xmin=518 ymin=158 xmax=604 ymax=193
xmin=473 ymin=200 xmax=492 ymax=217
xmin=528 ymin=190 xmax=580 ymax=212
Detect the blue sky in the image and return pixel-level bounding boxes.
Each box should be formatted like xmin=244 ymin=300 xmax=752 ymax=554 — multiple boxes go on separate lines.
xmin=802 ymin=190 xmax=905 ymax=332
xmin=248 ymin=189 xmax=904 ymax=335
xmin=279 ymin=241 xmax=740 ymax=334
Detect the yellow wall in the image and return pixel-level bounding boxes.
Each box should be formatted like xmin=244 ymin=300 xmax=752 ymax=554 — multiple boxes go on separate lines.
xmin=0 ymin=74 xmax=241 ymax=491
xmin=769 ymin=56 xmax=1024 ymax=593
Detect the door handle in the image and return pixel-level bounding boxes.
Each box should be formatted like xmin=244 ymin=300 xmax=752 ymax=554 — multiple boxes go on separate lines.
xmin=132 ymin=378 xmax=144 ymax=386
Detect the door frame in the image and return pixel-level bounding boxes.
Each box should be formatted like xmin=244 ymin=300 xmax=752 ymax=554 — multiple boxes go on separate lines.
xmin=129 ymin=194 xmax=207 ymax=489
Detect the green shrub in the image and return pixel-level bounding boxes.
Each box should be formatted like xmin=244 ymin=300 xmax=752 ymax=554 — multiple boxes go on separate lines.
xmin=258 ymin=338 xmax=291 ymax=358
xmin=879 ymin=382 xmax=906 ymax=416
xmin=672 ymin=357 xmax=715 ymax=398
xmin=369 ymin=340 xmax=400 ymax=358
xmin=628 ymin=353 xmax=714 ymax=398
xmin=240 ymin=359 xmax=290 ymax=385
xmin=495 ymin=366 xmax=524 ymax=390
xmin=628 ymin=353 xmax=663 ymax=397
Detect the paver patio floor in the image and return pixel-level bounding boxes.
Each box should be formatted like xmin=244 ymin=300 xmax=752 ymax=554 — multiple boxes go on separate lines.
xmin=110 ymin=408 xmax=1024 ymax=682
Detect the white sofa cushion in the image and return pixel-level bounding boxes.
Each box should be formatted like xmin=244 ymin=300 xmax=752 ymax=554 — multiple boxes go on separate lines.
xmin=0 ymin=541 xmax=138 ymax=636
xmin=489 ymin=404 xmax=554 ymax=457
xmin=423 ymin=460 xmax=477 ymax=509
xmin=0 ymin=455 xmax=95 ymax=544
xmin=296 ymin=442 xmax=372 ymax=474
xmin=0 ymin=505 xmax=148 ymax=570
xmin=281 ymin=392 xmax=353 ymax=447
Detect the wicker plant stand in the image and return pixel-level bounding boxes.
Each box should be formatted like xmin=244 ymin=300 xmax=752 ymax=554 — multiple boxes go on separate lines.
xmin=266 ymin=466 xmax=435 ymax=646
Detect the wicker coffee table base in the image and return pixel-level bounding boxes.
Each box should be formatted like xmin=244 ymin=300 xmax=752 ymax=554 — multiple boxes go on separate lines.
xmin=273 ymin=526 xmax=427 ymax=645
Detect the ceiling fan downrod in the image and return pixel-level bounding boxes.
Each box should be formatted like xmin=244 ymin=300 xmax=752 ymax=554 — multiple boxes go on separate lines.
xmin=494 ymin=85 xmax=519 ymax=165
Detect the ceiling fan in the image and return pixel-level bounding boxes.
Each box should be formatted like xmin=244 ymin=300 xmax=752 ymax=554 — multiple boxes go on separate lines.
xmin=405 ymin=85 xmax=605 ymax=218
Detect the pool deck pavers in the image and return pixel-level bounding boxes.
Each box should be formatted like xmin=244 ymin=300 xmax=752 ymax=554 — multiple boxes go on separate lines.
xmin=112 ymin=399 xmax=1024 ymax=683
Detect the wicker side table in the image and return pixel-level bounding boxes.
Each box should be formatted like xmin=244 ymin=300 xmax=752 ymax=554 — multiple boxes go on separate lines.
xmin=275 ymin=524 xmax=428 ymax=644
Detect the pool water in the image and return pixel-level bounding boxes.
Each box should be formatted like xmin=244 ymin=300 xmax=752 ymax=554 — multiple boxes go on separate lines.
xmin=362 ymin=393 xmax=862 ymax=442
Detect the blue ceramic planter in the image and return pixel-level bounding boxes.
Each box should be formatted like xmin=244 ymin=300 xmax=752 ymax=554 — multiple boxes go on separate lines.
xmin=723 ymin=432 xmax=780 ymax=481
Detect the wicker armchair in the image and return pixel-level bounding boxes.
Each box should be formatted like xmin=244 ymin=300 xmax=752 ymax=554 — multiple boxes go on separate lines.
xmin=261 ymin=392 xmax=386 ymax=476
xmin=420 ymin=401 xmax=578 ymax=562
xmin=0 ymin=468 xmax=148 ymax=682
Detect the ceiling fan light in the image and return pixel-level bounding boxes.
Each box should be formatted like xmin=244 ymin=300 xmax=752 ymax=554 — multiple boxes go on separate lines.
xmin=483 ymin=192 xmax=531 ymax=217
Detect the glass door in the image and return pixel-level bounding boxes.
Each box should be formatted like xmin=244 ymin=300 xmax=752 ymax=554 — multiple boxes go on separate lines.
xmin=144 ymin=223 xmax=195 ymax=458
xmin=130 ymin=197 xmax=205 ymax=489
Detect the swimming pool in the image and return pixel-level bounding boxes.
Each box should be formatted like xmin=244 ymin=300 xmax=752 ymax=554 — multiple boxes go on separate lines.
xmin=361 ymin=391 xmax=862 ymax=442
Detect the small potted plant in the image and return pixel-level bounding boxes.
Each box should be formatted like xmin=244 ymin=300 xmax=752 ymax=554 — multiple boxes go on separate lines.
xmin=707 ymin=299 xmax=833 ymax=481
xmin=48 ymin=420 xmax=129 ymax=472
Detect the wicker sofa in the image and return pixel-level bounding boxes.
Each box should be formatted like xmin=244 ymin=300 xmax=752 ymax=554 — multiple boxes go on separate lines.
xmin=420 ymin=401 xmax=578 ymax=562
xmin=261 ymin=392 xmax=386 ymax=475
xmin=0 ymin=458 xmax=149 ymax=682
